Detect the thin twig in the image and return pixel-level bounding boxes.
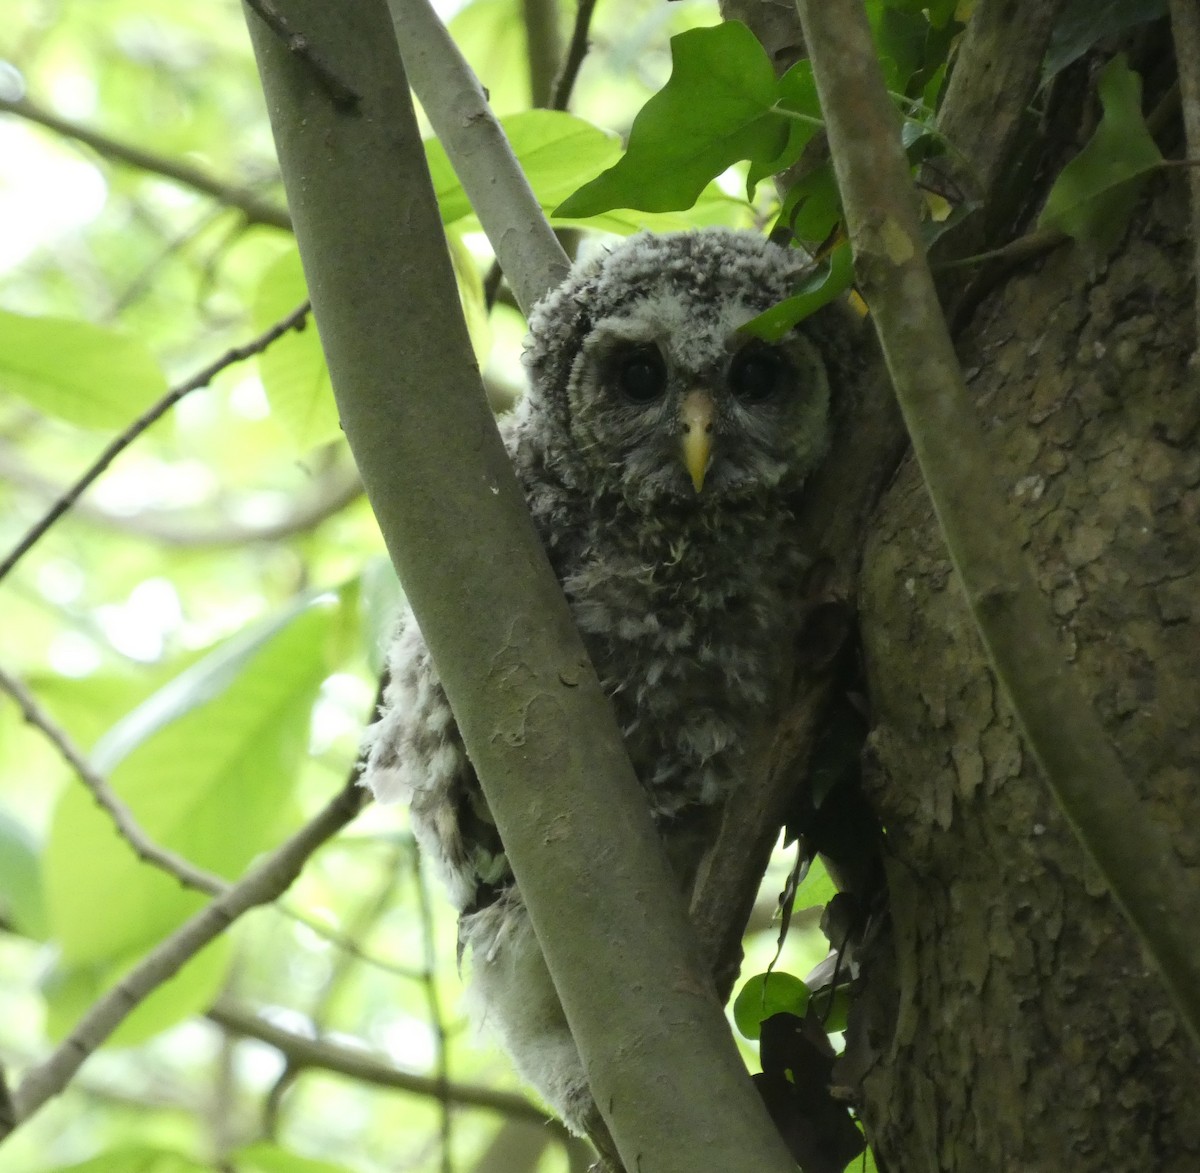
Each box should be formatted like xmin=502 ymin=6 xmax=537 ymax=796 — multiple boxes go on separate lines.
xmin=0 ymin=666 xmax=227 ymax=894
xmin=0 ymin=301 xmax=311 ymax=584
xmin=411 ymin=844 xmax=453 ymax=1173
xmin=243 ymin=0 xmax=361 ymax=111
xmin=932 ymin=226 xmax=1066 ymax=272
xmin=0 ymin=94 xmax=291 ymax=231
xmin=207 ymin=999 xmax=558 ymax=1127
xmin=3 ymin=779 xmax=369 ymax=1140
xmin=550 ymin=0 xmax=598 ymax=111
xmin=1169 ymin=0 xmax=1200 ymax=366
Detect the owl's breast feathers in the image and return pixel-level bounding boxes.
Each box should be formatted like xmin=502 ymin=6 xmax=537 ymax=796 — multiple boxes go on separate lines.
xmin=515 ymin=452 xmax=803 ymax=818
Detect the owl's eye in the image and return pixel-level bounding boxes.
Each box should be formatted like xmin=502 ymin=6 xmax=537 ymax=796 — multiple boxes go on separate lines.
xmin=615 ymin=346 xmax=668 ymax=403
xmin=729 ymin=347 xmax=784 ymax=403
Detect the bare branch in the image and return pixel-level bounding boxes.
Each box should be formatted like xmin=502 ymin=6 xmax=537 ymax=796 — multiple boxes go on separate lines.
xmin=0 ymin=665 xmax=226 ymax=894
xmin=1169 ymin=0 xmax=1200 ymax=367
xmin=207 ymin=999 xmax=560 ymax=1128
xmin=2 ymin=779 xmax=367 ymax=1140
xmin=387 ymin=0 xmax=570 ymax=313
xmin=0 ymin=94 xmax=292 ymax=231
xmin=0 ymin=302 xmax=311 ymax=584
xmin=796 ymin=0 xmax=1200 ymax=1051
xmin=550 ymin=0 xmax=598 ymax=111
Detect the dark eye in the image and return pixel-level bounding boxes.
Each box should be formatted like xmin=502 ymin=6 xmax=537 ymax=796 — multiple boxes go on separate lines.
xmin=729 ymin=347 xmax=784 ymax=403
xmin=615 ymin=345 xmax=668 ymax=403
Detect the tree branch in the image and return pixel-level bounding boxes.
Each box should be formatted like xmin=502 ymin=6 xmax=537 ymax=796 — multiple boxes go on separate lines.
xmin=550 ymin=0 xmax=598 ymax=111
xmin=241 ymin=1 xmax=797 ymax=1169
xmin=1169 ymin=0 xmax=1200 ymax=369
xmin=520 ymin=0 xmax=562 ymax=108
xmin=795 ymin=0 xmax=1200 ymax=1050
xmin=387 ymin=0 xmax=570 ymax=313
xmin=2 ymin=778 xmax=368 ymax=1140
xmin=0 ymin=301 xmax=311 ymax=584
xmin=208 ymin=999 xmax=558 ymax=1128
xmin=0 ymin=665 xmax=226 ymax=895
xmin=0 ymin=94 xmax=292 ymax=231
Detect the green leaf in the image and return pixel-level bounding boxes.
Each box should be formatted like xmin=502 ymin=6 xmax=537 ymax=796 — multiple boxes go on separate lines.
xmin=0 ymin=811 xmax=48 ymax=939
xmin=746 ymin=60 xmax=823 ymax=196
xmin=42 ymin=935 xmax=231 ymax=1048
xmin=741 ymin=242 xmax=855 ymax=342
xmin=252 ymin=249 xmax=339 ymax=453
xmin=426 ymin=110 xmax=621 ymax=225
xmin=41 ymin=1145 xmax=212 ymax=1173
xmin=0 ymin=311 xmax=168 ymax=429
xmin=794 ymin=856 xmax=838 ymax=913
xmin=733 ymin=972 xmax=811 ymax=1040
xmin=45 ymin=597 xmax=337 ymax=970
xmin=1044 ymin=0 xmax=1167 ymax=81
xmin=234 ymin=1141 xmax=360 ymax=1173
xmin=1038 ymin=56 xmax=1163 ymax=255
xmin=773 ymin=161 xmax=842 ymax=248
xmin=555 ymin=22 xmax=786 ymax=217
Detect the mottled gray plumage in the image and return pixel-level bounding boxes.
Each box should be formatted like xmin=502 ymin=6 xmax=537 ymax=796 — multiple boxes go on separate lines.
xmin=363 ymin=227 xmax=848 ymax=1132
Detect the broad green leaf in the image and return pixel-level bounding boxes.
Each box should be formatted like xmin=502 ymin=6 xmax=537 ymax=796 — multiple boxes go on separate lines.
xmin=45 ymin=596 xmax=338 ymax=971
xmin=742 ymin=242 xmax=855 ymax=342
xmin=556 ymin=22 xmax=786 ymax=217
xmin=733 ymin=972 xmax=811 ymax=1040
xmin=0 ymin=310 xmax=168 ymax=429
xmin=794 ymin=856 xmax=838 ymax=913
xmin=1038 ymin=56 xmax=1162 ymax=254
xmin=1044 ymin=0 xmax=1167 ymax=81
xmin=41 ymin=1144 xmax=212 ymax=1173
xmin=425 ymin=110 xmax=621 ymax=225
xmin=252 ymin=250 xmax=338 ymax=453
xmin=93 ymin=592 xmax=328 ymax=772
xmin=447 ymin=227 xmax=491 ymax=365
xmin=746 ymin=60 xmax=823 ymax=195
xmin=774 ymin=162 xmax=842 ymax=248
xmin=0 ymin=811 xmax=48 ymax=939
xmin=234 ymin=1142 xmax=360 ymax=1173
xmin=42 ymin=935 xmax=231 ymax=1048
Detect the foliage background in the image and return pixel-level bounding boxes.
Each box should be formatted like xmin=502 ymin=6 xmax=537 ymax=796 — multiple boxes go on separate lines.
xmin=0 ymin=1 xmax=833 ymax=1171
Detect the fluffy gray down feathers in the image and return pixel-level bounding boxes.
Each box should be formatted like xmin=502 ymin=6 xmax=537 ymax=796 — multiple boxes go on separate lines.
xmin=361 ymin=227 xmax=846 ymax=1134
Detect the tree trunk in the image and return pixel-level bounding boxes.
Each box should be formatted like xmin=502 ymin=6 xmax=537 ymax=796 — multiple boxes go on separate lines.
xmin=846 ymin=175 xmax=1200 ymax=1168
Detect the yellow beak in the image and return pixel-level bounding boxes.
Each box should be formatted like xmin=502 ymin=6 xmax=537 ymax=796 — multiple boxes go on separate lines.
xmin=681 ymin=390 xmax=715 ymax=493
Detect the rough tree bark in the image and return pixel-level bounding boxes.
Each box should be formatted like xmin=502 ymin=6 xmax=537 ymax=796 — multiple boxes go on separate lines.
xmin=847 ymin=168 xmax=1200 ymax=1170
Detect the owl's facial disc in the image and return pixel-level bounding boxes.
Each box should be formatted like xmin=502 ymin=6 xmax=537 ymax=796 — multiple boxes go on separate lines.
xmin=681 ymin=390 xmax=714 ymax=493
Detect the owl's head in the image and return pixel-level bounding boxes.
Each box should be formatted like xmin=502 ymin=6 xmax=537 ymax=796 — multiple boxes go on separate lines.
xmin=522 ymin=229 xmax=844 ymax=507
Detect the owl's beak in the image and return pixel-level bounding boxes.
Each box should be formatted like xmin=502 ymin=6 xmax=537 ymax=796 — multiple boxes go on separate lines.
xmin=681 ymin=390 xmax=715 ymax=493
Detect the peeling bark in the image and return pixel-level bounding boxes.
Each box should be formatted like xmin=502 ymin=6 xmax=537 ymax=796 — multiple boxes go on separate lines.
xmin=847 ymin=178 xmax=1200 ymax=1169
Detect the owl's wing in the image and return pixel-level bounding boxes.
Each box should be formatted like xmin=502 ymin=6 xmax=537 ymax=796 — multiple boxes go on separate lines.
xmin=361 ymin=607 xmax=511 ymax=914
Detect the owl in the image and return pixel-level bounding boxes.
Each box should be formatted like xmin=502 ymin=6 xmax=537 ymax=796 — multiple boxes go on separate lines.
xmin=362 ymin=228 xmax=852 ymax=1135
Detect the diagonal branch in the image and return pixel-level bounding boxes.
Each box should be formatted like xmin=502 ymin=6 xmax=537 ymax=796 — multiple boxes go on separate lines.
xmin=550 ymin=0 xmax=598 ymax=111
xmin=242 ymin=1 xmax=797 ymax=1169
xmin=208 ymin=998 xmax=559 ymax=1127
xmin=0 ymin=301 xmax=311 ymax=584
xmin=387 ymin=0 xmax=570 ymax=313
xmin=0 ymin=94 xmax=292 ymax=231
xmin=0 ymin=666 xmax=226 ymax=894
xmin=1 ymin=778 xmax=368 ymax=1141
xmin=795 ymin=0 xmax=1200 ymax=1051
